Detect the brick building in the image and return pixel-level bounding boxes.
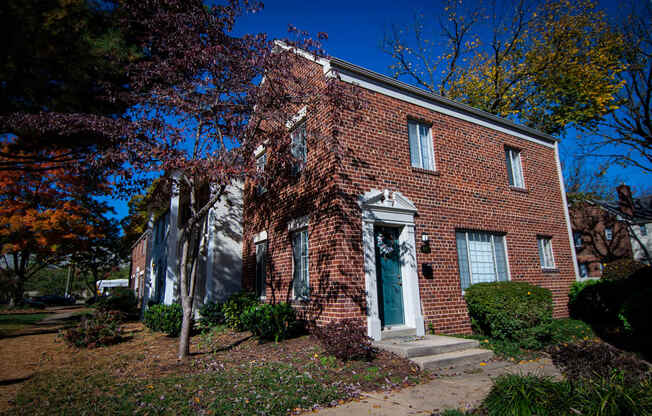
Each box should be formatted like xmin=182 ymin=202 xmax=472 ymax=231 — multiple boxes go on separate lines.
xmin=129 ymin=231 xmax=149 ymax=300
xmin=570 ymin=184 xmax=652 ymax=278
xmin=242 ymin=51 xmax=579 ymax=340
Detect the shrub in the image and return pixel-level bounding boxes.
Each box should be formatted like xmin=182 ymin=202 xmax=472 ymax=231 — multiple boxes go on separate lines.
xmin=240 ymin=302 xmax=301 ymax=342
xmin=198 ymin=301 xmax=224 ymax=330
xmin=62 ymin=311 xmax=124 ymax=348
xmin=568 ymin=279 xmax=599 ymax=317
xmin=143 ymin=303 xmax=183 ymax=337
xmin=222 ymin=292 xmax=258 ymax=331
xmin=601 ymin=258 xmax=648 ymax=281
xmin=549 ymin=340 xmax=650 ymax=385
xmin=619 ymin=288 xmax=652 ymax=335
xmin=464 ymin=282 xmax=552 ymax=348
xmin=314 ymin=319 xmax=377 ymax=361
xmin=482 ymin=374 xmax=572 ymax=416
xmin=95 ymin=287 xmax=138 ymax=317
xmin=573 ymin=373 xmax=652 ymax=416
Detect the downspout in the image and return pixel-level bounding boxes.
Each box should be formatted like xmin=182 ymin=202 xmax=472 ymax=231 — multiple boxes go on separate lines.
xmin=554 ymin=142 xmax=580 ymax=280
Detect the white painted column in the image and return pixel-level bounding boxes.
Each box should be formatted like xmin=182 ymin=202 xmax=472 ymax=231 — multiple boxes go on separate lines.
xmin=554 ymin=143 xmax=580 ymax=281
xmin=400 ymin=224 xmax=425 ymax=336
xmin=363 ymin=219 xmax=382 ymax=341
xmin=165 ymin=172 xmax=181 ymax=304
xmin=141 ymin=212 xmax=155 ymax=315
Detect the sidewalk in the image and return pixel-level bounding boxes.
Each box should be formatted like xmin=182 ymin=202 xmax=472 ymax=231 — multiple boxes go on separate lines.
xmin=316 ymin=358 xmax=561 ymax=415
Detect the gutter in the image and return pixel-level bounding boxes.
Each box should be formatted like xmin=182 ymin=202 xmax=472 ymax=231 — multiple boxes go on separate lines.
xmin=329 ymin=58 xmax=559 ymax=145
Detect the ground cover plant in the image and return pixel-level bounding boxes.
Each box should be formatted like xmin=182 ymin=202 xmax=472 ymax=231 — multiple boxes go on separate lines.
xmin=143 ymin=304 xmax=183 ymax=337
xmin=61 ymin=311 xmax=125 ymax=348
xmin=3 ymin=322 xmax=428 ymax=415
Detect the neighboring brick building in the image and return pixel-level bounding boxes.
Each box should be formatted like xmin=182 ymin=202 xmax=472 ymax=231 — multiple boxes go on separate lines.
xmin=570 ymin=184 xmax=652 ymax=278
xmin=129 ymin=231 xmax=149 ymax=300
xmin=242 ymin=51 xmax=579 ymax=340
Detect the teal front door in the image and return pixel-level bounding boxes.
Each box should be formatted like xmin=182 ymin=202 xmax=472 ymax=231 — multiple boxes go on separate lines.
xmin=375 ymin=226 xmax=405 ymax=327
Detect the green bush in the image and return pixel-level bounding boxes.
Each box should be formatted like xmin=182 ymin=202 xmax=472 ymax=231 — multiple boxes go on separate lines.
xmin=61 ymin=311 xmax=124 ymax=348
xmin=222 ymin=292 xmax=258 ymax=331
xmin=143 ymin=303 xmax=183 ymax=337
xmin=573 ymin=373 xmax=652 ymax=416
xmin=464 ymin=282 xmax=552 ymax=348
xmin=601 ymin=259 xmax=648 ymax=281
xmin=483 ymin=374 xmax=572 ymax=416
xmin=619 ymin=288 xmax=652 ymax=335
xmin=198 ymin=301 xmax=224 ymax=330
xmin=95 ymin=287 xmax=138 ymax=317
xmin=240 ymin=302 xmax=300 ymax=342
xmin=568 ymin=279 xmax=599 ymax=317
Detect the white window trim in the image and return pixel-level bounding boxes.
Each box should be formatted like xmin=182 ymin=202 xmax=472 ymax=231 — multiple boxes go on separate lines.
xmin=291 ymin=228 xmax=309 ymax=300
xmin=255 ymin=240 xmax=267 ymax=300
xmin=605 ymin=228 xmax=613 ymax=241
xmin=538 ymin=237 xmax=556 ymax=269
xmin=462 ymin=232 xmax=511 ymax=290
xmin=286 ymin=106 xmax=307 ymax=129
xmin=288 ymin=215 xmax=309 ymax=232
xmin=253 ymin=230 xmax=268 ymax=244
xmin=506 ymin=148 xmax=525 ymax=189
xmin=408 ymin=120 xmax=436 ymax=171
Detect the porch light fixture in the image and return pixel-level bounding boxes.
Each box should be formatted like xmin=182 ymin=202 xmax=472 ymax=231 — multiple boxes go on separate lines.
xmin=421 ymin=233 xmax=429 ymax=242
xmin=420 ymin=233 xmax=431 ymax=253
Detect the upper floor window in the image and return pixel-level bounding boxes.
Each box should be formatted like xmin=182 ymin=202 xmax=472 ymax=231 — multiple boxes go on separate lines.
xmin=292 ymin=229 xmax=309 ymax=299
xmin=408 ymin=120 xmax=435 ymax=171
xmin=456 ymin=231 xmax=509 ymax=290
xmin=605 ymin=227 xmax=613 ymax=241
xmin=573 ymin=231 xmax=583 ymax=248
xmin=537 ymin=237 xmax=555 ymax=269
xmin=505 ymin=148 xmax=525 ymax=188
xmin=255 ymin=241 xmax=267 ymax=298
xmin=640 ymin=225 xmax=648 ymax=236
xmin=291 ymin=122 xmax=307 ymax=173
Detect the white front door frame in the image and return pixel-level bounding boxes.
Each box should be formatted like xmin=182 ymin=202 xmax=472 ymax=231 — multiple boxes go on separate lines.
xmin=360 ymin=189 xmax=425 ymax=341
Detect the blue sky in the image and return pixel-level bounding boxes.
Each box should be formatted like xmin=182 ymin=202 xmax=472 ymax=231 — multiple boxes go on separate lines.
xmin=105 ymin=0 xmax=648 ymax=220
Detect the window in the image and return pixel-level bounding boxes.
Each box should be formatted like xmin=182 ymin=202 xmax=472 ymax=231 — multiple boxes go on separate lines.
xmin=456 ymin=231 xmax=509 ymax=290
xmin=256 ymin=152 xmax=267 ymax=194
xmin=640 ymin=225 xmax=648 ymax=236
xmin=505 ymin=148 xmax=525 ymax=188
xmin=579 ymin=262 xmax=588 ymax=278
xmin=408 ymin=120 xmax=435 ymax=170
xmin=537 ymin=237 xmax=555 ymax=269
xmin=573 ymin=231 xmax=583 ymax=248
xmin=291 ymin=122 xmax=307 ymax=173
xmin=292 ymin=229 xmax=309 ymax=299
xmin=605 ymin=227 xmax=613 ymax=241
xmin=255 ymin=241 xmax=267 ymax=298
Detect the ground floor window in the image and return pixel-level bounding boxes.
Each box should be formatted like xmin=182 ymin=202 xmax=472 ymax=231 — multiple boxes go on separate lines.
xmin=255 ymin=241 xmax=267 ymax=298
xmin=579 ymin=262 xmax=589 ymax=278
xmin=537 ymin=237 xmax=555 ymax=269
xmin=456 ymin=231 xmax=509 ymax=290
xmin=292 ymin=229 xmax=309 ymax=299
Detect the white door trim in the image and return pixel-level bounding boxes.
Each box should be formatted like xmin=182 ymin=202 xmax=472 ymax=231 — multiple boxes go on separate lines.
xmin=359 ymin=189 xmax=425 ymax=341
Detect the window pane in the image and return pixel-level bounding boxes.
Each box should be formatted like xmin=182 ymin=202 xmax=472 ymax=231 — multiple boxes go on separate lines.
xmin=419 ymin=124 xmax=432 ymax=170
xmin=256 ymin=242 xmax=266 ymax=297
xmin=493 ymin=235 xmax=508 ymax=281
xmin=456 ymin=232 xmax=471 ymax=290
xmin=505 ymin=150 xmax=514 ymax=185
xmin=512 ymin=151 xmax=524 ymax=188
xmin=408 ymin=121 xmax=421 ymax=168
xmin=468 ymin=232 xmax=496 ymax=284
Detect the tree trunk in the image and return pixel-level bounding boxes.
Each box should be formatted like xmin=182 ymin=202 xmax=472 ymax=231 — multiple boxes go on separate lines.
xmin=8 ymin=278 xmax=24 ymax=307
xmin=178 ymin=236 xmax=193 ymax=359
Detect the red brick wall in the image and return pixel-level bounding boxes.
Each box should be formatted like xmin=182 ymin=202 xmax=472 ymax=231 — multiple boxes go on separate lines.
xmin=130 ymin=234 xmax=149 ymax=299
xmin=570 ymin=202 xmax=633 ymax=277
xmin=242 ymin=60 xmax=577 ymax=334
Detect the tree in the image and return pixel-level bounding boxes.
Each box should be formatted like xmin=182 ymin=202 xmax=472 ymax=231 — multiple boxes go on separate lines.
xmin=0 ymin=0 xmax=138 ymax=172
xmin=0 ymin=146 xmax=109 ymax=305
xmin=382 ymin=0 xmax=625 ymax=135
xmin=116 ymin=0 xmax=357 ymax=359
xmin=579 ymin=2 xmax=652 ymax=173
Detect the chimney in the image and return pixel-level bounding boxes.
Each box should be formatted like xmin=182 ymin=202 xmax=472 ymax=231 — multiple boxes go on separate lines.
xmin=617 ymin=184 xmax=634 ymax=218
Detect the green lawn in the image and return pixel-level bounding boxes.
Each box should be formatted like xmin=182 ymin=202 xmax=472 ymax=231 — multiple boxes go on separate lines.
xmin=0 ymin=313 xmax=50 ymax=335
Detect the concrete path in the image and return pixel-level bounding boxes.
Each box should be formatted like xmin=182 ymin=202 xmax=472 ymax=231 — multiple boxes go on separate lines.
xmin=316 ymin=358 xmax=561 ymax=415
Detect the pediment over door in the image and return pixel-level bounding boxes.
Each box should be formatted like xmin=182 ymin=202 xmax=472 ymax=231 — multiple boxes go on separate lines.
xmin=359 ymin=189 xmax=417 ymax=224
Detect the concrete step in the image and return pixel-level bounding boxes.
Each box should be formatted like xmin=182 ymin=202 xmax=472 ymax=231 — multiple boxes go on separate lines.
xmin=374 ymin=335 xmax=480 ymax=358
xmin=380 ymin=327 xmax=417 ymax=340
xmin=411 ymin=348 xmax=494 ymax=370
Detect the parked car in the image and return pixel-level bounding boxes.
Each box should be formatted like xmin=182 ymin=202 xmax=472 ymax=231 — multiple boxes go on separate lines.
xmin=33 ymin=295 xmax=76 ymax=306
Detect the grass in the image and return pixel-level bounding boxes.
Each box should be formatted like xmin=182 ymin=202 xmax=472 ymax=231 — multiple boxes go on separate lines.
xmin=0 ymin=313 xmax=50 ymax=335
xmin=436 ymin=318 xmax=596 ymax=361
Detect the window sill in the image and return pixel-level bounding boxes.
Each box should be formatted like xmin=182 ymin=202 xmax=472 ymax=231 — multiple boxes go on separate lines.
xmin=509 ymin=186 xmax=528 ymax=194
xmin=541 ymin=268 xmax=559 ymax=274
xmin=411 ymin=167 xmax=441 ymax=176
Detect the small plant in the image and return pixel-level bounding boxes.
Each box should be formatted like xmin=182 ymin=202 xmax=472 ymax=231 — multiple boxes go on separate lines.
xmin=143 ymin=303 xmax=183 ymax=337
xmin=464 ymin=281 xmax=553 ymax=349
xmin=198 ymin=301 xmax=224 ymax=331
xmin=61 ymin=311 xmax=124 ymax=348
xmin=549 ymin=340 xmax=650 ymax=385
xmin=572 ymin=372 xmax=652 ymax=416
xmin=314 ymin=319 xmax=377 ymax=361
xmin=222 ymin=292 xmax=258 ymax=331
xmin=482 ymin=374 xmax=572 ymax=416
xmin=240 ymin=302 xmax=300 ymax=342
xmin=198 ymin=325 xmax=228 ymax=353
